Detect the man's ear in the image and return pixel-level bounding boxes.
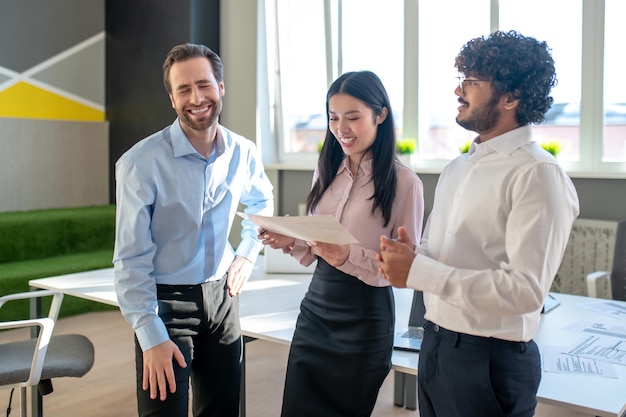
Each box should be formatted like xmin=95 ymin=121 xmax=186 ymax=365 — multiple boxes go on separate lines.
xmin=503 ymin=93 xmax=520 ymax=110
xmin=169 ymin=94 xmax=175 ymax=109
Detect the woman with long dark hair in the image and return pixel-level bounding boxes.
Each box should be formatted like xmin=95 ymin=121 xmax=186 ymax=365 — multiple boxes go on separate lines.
xmin=260 ymin=70 xmax=424 ymax=416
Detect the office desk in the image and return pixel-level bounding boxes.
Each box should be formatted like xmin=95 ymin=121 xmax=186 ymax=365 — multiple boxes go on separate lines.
xmin=29 ymin=265 xmax=626 ymax=417
xmin=534 ymin=293 xmax=626 ymax=417
xmin=28 ymin=262 xmax=417 ymax=413
xmin=26 ymin=262 xmax=416 ymax=371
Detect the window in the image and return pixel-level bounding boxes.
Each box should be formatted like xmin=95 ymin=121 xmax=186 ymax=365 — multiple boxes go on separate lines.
xmin=415 ymin=0 xmax=490 ymax=162
xmin=263 ymin=0 xmax=626 ymax=174
xmin=270 ymin=0 xmax=404 ymax=165
xmin=500 ymin=0 xmax=583 ymax=163
xmin=604 ymin=0 xmax=626 ymax=164
xmin=274 ymin=0 xmax=328 ymax=156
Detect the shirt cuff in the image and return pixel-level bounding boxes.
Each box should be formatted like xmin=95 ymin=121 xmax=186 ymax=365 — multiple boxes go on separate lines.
xmin=407 ymin=253 xmax=448 ymax=295
xmin=236 ymin=237 xmax=263 ymax=263
xmin=135 ymin=316 xmax=170 ymax=351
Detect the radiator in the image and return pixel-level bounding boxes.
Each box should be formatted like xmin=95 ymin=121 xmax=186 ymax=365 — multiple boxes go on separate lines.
xmin=552 ymin=218 xmax=618 ymax=296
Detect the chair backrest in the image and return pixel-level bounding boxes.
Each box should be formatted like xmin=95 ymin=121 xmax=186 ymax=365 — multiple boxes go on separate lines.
xmin=611 ymin=220 xmax=626 ymax=301
xmin=0 ymin=290 xmax=64 ymax=387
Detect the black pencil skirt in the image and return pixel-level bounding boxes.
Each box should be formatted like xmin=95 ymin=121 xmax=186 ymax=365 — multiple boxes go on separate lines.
xmin=280 ymin=258 xmax=395 ymax=417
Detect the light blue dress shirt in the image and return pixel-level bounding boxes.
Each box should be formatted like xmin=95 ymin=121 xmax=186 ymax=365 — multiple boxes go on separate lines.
xmin=113 ymin=119 xmax=274 ymax=350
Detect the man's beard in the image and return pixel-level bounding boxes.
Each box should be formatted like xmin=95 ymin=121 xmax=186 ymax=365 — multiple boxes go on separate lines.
xmin=179 ymin=99 xmax=222 ymax=132
xmin=456 ymin=95 xmax=500 ymax=133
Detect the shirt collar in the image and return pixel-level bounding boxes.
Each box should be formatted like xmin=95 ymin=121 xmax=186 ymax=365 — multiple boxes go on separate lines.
xmin=472 ymin=125 xmax=533 ymax=156
xmin=170 ymin=118 xmax=226 ymax=159
xmin=337 ymin=156 xmax=374 ymax=177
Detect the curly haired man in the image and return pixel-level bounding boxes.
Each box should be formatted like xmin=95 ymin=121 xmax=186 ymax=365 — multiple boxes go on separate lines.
xmin=378 ymin=30 xmax=580 ymax=417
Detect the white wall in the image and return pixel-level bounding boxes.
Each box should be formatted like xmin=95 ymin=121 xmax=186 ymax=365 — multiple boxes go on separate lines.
xmin=220 ymin=0 xmax=258 ymax=141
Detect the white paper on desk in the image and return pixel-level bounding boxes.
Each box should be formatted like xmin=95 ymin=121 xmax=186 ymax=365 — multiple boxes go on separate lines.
xmin=565 ymin=334 xmax=626 ymax=366
xmin=542 ymin=345 xmax=618 ymax=378
xmin=582 ymin=301 xmax=626 ymax=320
xmin=565 ymin=320 xmax=626 ymax=339
xmin=237 ymin=212 xmax=358 ymax=245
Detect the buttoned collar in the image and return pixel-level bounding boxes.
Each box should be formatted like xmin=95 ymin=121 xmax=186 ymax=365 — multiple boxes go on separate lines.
xmin=171 ymin=118 xmax=226 ymax=159
xmin=470 ymin=125 xmax=533 ymax=156
xmin=337 ymin=156 xmax=374 ymax=177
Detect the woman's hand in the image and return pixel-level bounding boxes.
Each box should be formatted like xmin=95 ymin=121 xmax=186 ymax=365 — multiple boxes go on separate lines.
xmin=258 ymin=229 xmax=296 ymax=254
xmin=306 ymin=241 xmax=349 ymax=267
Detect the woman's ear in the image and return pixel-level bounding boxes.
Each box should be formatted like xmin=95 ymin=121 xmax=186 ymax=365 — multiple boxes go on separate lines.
xmin=377 ymin=107 xmax=389 ymax=125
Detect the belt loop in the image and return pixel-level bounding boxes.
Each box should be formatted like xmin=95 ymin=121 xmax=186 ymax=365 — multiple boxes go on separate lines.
xmin=519 ymin=342 xmax=527 ymax=353
xmin=454 ymin=332 xmax=460 ymax=348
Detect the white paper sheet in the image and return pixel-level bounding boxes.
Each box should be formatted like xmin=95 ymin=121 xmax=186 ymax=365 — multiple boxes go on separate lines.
xmin=582 ymin=301 xmax=626 ymax=320
xmin=565 ymin=334 xmax=626 ymax=366
xmin=565 ymin=320 xmax=626 ymax=339
xmin=238 ymin=212 xmax=358 ymax=244
xmin=542 ymin=345 xmax=618 ymax=378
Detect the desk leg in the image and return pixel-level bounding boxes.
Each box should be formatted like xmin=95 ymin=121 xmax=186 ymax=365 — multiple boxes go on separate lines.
xmin=405 ymin=374 xmax=417 ymax=410
xmin=392 ymin=371 xmax=417 ymax=410
xmin=393 ymin=371 xmax=405 ymax=407
xmin=29 ymin=289 xmax=43 ymax=417
xmin=240 ymin=336 xmax=256 ymax=417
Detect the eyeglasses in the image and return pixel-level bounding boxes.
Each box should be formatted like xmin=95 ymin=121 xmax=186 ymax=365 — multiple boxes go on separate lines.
xmin=456 ymin=76 xmax=489 ymax=94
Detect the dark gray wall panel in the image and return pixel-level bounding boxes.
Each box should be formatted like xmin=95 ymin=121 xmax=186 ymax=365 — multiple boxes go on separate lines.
xmin=106 ymin=0 xmax=220 ymax=202
xmin=106 ymin=0 xmax=192 ymax=202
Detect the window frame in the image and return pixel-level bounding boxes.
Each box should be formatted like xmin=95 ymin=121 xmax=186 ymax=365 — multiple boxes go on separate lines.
xmin=261 ymin=0 xmax=626 ymax=178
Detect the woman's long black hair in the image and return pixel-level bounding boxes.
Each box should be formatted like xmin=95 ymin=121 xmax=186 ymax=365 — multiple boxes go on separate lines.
xmin=306 ymin=70 xmax=398 ymax=227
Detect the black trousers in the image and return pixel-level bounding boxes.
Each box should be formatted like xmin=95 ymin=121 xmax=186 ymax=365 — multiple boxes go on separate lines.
xmin=418 ymin=321 xmax=541 ymax=417
xmin=135 ymin=278 xmax=242 ymax=417
xmin=281 ymin=258 xmax=394 ymax=417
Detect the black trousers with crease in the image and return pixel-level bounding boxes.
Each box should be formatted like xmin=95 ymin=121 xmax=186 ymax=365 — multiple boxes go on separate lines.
xmin=135 ymin=277 xmax=242 ymax=417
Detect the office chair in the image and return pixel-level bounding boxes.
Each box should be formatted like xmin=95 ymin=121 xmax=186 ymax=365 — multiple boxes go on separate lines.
xmin=0 ymin=290 xmax=94 ymax=417
xmin=587 ymin=219 xmax=626 ymax=301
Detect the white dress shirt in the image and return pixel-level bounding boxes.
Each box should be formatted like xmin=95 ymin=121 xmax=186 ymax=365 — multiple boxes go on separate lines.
xmin=407 ymin=125 xmax=579 ymax=342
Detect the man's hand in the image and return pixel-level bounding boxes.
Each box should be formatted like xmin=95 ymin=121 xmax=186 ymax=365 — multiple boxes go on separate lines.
xmin=376 ymin=226 xmax=417 ymax=288
xmin=394 ymin=225 xmax=416 ymax=251
xmin=227 ymin=255 xmax=253 ymax=296
xmin=142 ymin=340 xmax=186 ymax=401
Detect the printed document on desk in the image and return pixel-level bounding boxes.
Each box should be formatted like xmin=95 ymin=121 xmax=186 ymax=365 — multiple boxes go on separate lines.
xmin=565 ymin=333 xmax=626 ymax=367
xmin=237 ymin=212 xmax=358 ymax=244
xmin=542 ymin=346 xmax=618 ymax=378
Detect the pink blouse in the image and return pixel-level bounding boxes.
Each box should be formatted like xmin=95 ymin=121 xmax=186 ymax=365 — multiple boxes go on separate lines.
xmin=290 ymin=158 xmax=424 ymax=287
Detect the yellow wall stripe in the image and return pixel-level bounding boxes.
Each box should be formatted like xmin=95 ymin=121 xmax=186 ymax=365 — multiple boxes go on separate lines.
xmin=0 ymin=81 xmax=104 ymax=122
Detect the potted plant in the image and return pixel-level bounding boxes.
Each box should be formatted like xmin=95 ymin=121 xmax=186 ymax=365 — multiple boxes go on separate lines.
xmin=459 ymin=140 xmax=563 ymax=158
xmin=540 ymin=140 xmax=562 ymax=157
xmin=396 ymin=138 xmax=416 ymax=166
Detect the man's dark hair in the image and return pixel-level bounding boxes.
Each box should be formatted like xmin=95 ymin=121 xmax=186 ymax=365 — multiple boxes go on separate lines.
xmin=163 ymin=43 xmax=224 ymax=94
xmin=454 ymin=30 xmax=557 ymax=125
